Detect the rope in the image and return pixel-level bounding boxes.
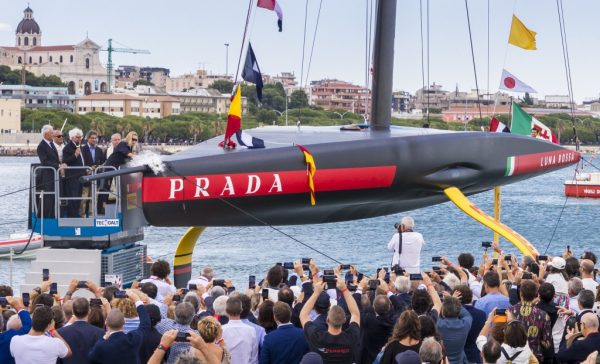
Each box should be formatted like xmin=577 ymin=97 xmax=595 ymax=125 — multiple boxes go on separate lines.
xmin=556 ymin=0 xmax=578 ymax=149
xmin=300 ymin=0 xmax=310 ymax=89
xmin=426 ymin=0 xmax=430 ymax=125
xmin=543 ymin=166 xmax=578 ymax=254
xmin=165 ymin=165 xmax=343 ymax=265
xmin=419 ymin=0 xmax=426 ymax=125
xmin=464 ymin=0 xmax=483 ymax=122
xmin=486 ymin=0 xmax=490 ymax=115
xmin=0 ymin=219 xmax=28 ymax=226
xmin=304 ymin=0 xmax=324 ymax=87
xmin=233 ymin=0 xmax=254 ymax=86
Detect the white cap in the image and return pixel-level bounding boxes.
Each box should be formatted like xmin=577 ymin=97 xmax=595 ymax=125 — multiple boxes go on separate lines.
xmin=549 ymin=256 xmax=566 ymax=270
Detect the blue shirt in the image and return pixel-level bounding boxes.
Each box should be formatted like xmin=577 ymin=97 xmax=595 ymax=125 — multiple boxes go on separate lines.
xmin=0 ymin=310 xmax=32 ymax=364
xmin=242 ymin=318 xmax=266 ymax=348
xmin=474 ymin=291 xmax=511 ymax=316
xmin=437 ymin=306 xmax=473 ymax=364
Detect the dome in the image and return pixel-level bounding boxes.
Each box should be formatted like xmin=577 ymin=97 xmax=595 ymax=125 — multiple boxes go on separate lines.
xmin=16 ymin=7 xmax=40 ymax=34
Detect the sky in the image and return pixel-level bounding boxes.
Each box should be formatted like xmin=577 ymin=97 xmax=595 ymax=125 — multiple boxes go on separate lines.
xmin=0 ymin=0 xmax=598 ymax=102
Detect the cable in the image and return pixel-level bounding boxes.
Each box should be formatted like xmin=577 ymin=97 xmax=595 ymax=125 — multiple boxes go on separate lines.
xmin=300 ymin=0 xmax=310 ymax=89
xmin=233 ymin=0 xmax=254 ymax=86
xmin=426 ymin=0 xmax=430 ymax=126
xmin=543 ymin=166 xmax=578 ymax=254
xmin=0 ymin=219 xmax=28 ymax=226
xmin=556 ymin=0 xmax=578 ymax=148
xmin=304 ymin=0 xmax=324 ymax=87
xmin=464 ymin=0 xmax=483 ymax=122
xmin=419 ymin=0 xmax=426 ymax=125
xmin=165 ymin=164 xmax=343 ymax=265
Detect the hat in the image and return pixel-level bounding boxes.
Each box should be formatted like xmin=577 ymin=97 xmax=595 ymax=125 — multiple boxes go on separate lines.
xmin=300 ymin=352 xmax=323 ymax=364
xmin=549 ymin=257 xmax=566 ymax=270
xmin=315 ymin=292 xmax=331 ymax=310
xmin=395 ymin=350 xmax=421 ymax=364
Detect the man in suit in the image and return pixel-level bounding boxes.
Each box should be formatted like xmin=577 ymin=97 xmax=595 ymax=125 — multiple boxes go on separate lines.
xmin=80 ymin=130 xmax=106 ymax=217
xmin=58 ymin=297 xmax=105 ymax=364
xmin=360 ymin=295 xmax=397 ymax=364
xmin=61 ymin=128 xmax=86 ymax=218
xmin=0 ymin=297 xmax=32 ymax=364
xmin=88 ymin=290 xmax=150 ymax=364
xmin=36 ymin=124 xmax=61 ymax=218
xmin=260 ymin=302 xmax=308 ymax=364
xmin=556 ymin=312 xmax=600 ymax=363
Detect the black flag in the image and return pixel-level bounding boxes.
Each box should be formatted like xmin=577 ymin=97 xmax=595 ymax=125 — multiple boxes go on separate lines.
xmin=242 ymin=43 xmax=264 ymax=102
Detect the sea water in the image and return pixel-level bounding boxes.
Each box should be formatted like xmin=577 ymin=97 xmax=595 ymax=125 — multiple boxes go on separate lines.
xmin=1 ymin=156 xmax=599 ymax=291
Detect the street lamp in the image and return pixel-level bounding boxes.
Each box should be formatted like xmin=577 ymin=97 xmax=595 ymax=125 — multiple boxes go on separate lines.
xmin=224 ymin=43 xmax=229 ymax=77
xmin=273 ymin=110 xmax=283 ymax=126
xmin=285 ymin=88 xmax=289 ymax=126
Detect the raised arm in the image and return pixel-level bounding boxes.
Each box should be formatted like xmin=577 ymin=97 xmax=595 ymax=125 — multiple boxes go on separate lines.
xmin=337 ymin=271 xmax=360 ymax=326
xmin=422 ymin=272 xmax=442 ymax=313
xmin=300 ymin=280 xmax=325 ymax=327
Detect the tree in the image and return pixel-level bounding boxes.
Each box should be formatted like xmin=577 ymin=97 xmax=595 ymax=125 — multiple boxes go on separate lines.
xmin=255 ymin=109 xmax=278 ymax=125
xmin=523 ymin=92 xmax=534 ymax=106
xmin=133 ymin=79 xmax=154 ymax=87
xmin=210 ymin=80 xmax=234 ymax=94
xmin=289 ymin=89 xmax=309 ymax=109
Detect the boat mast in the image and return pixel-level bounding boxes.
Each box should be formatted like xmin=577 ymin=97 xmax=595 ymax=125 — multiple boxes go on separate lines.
xmin=370 ymin=0 xmax=397 ymax=132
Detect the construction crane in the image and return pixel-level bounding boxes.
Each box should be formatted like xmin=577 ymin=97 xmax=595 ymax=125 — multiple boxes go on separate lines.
xmin=102 ymin=39 xmax=150 ymax=92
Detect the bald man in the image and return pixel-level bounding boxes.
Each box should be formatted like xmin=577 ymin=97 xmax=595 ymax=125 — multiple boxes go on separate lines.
xmin=580 ymin=259 xmax=599 ymax=292
xmin=557 ymin=312 xmax=600 ymax=363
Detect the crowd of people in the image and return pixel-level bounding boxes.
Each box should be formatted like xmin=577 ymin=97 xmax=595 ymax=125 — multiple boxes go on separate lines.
xmin=1 ymin=235 xmax=600 ymax=364
xmin=35 ymin=124 xmax=138 ymax=218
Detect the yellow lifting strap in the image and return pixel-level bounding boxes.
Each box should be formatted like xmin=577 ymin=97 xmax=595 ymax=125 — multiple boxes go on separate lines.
xmin=443 ymin=187 xmax=538 ymax=258
xmin=173 ymin=227 xmax=206 ymax=288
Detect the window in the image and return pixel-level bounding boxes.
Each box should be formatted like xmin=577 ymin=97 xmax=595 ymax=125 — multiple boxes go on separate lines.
xmin=39 ymin=56 xmax=42 ymax=64
xmin=18 ymin=38 xmax=21 ymax=46
xmin=49 ymin=56 xmax=53 ymax=62
xmin=85 ymin=58 xmax=90 ymax=69
xmin=17 ymin=57 xmax=22 ymax=64
xmin=24 ymin=37 xmax=29 ymax=46
xmin=33 ymin=38 xmax=36 ymax=46
xmin=60 ymin=55 xmax=63 ymax=63
xmin=28 ymin=56 xmax=32 ymax=64
xmin=70 ymin=55 xmax=73 ymax=63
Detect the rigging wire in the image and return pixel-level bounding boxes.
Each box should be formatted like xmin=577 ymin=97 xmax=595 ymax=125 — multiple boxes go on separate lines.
xmin=166 ymin=165 xmax=343 ymax=265
xmin=464 ymin=0 xmax=483 ymax=122
xmin=233 ymin=0 xmax=255 ymax=86
xmin=419 ymin=0 xmax=426 ymax=125
xmin=542 ymin=166 xmax=578 ymax=254
xmin=556 ymin=0 xmax=579 ymax=149
xmin=426 ymin=0 xmax=430 ymax=126
xmin=303 ymin=0 xmax=324 ymax=88
xmin=300 ymin=0 xmax=310 ymax=89
xmin=487 ymin=0 xmax=490 ymax=114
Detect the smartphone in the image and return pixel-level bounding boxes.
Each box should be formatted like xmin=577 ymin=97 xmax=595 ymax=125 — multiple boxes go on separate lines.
xmin=323 ymin=269 xmax=334 ymax=276
xmin=432 ymin=266 xmax=442 ymax=273
xmin=172 ymin=294 xmax=181 ymax=302
xmin=302 ymin=264 xmax=310 ymax=271
xmin=114 ymin=290 xmax=127 ymax=299
xmin=481 ymin=241 xmax=492 ymax=248
xmin=213 ymin=279 xmax=225 ymax=287
xmin=347 ymin=283 xmax=357 ymax=291
xmin=432 ymin=256 xmax=442 ymax=262
xmin=0 ymin=297 xmax=7 ymax=306
xmin=522 ymin=272 xmax=533 ymax=279
xmin=409 ymin=273 xmax=422 ymax=281
xmin=504 ymin=255 xmax=513 ymax=261
xmin=368 ymin=279 xmax=379 ymax=290
xmin=77 ymin=281 xmax=87 ymax=289
xmin=357 ymin=273 xmax=364 ymax=282
xmin=537 ymin=255 xmax=548 ymax=262
xmin=394 ymin=267 xmax=404 ymax=275
xmin=340 ymin=264 xmax=351 ymax=270
xmin=262 ymin=288 xmax=269 ymax=300
xmin=189 ymin=283 xmax=197 ymax=291
xmin=49 ymin=283 xmax=58 ymax=295
xmin=42 ymin=268 xmax=49 ymax=281
xmin=496 ymin=308 xmax=506 ymax=315
xmin=323 ymin=275 xmax=337 ymax=284
xmin=90 ymin=298 xmax=102 ymax=307
xmin=384 ymin=271 xmax=390 ymax=283
xmin=492 ymin=259 xmax=498 ymax=265
xmin=301 ymin=258 xmax=311 ymax=264
xmin=275 ymin=262 xmax=282 ymax=266
xmin=283 ymin=262 xmax=294 ymax=269
xmin=249 ymin=275 xmax=256 ymax=289
xmin=567 ymin=245 xmax=571 ymax=252
xmin=344 ymin=271 xmax=353 ymax=283
xmin=175 ymin=331 xmax=190 ymax=342
xmin=180 ymin=288 xmax=189 ymax=295
xmin=22 ymin=293 xmax=30 ymax=307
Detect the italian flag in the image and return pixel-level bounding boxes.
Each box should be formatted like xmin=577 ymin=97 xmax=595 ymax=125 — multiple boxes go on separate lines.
xmin=511 ymin=103 xmax=558 ymax=144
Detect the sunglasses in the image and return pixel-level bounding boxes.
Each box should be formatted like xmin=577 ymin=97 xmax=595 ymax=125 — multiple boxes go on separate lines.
xmin=56 ymin=135 xmax=63 ymax=138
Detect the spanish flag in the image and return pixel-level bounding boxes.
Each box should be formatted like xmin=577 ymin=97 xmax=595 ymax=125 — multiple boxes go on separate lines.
xmin=508 ymin=15 xmax=537 ymax=50
xmin=297 ymin=145 xmax=316 ymax=205
xmin=223 ymin=85 xmax=242 ymax=145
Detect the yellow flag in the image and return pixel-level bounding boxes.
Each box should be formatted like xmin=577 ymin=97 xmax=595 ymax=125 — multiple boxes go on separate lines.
xmin=508 ymin=15 xmax=537 ymax=50
xmin=297 ymin=145 xmax=317 ymax=205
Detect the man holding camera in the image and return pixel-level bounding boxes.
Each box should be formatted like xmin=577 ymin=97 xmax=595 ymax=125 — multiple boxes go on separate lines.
xmin=387 ymin=216 xmax=425 ymax=273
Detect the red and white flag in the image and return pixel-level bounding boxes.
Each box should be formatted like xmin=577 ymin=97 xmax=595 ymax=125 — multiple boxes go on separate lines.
xmin=489 ymin=117 xmax=510 ymax=133
xmin=499 ymin=69 xmax=536 ymax=93
xmin=257 ymin=0 xmax=283 ymax=32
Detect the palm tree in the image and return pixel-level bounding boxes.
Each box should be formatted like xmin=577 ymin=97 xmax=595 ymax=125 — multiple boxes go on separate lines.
xmin=189 ymin=121 xmax=203 ymax=144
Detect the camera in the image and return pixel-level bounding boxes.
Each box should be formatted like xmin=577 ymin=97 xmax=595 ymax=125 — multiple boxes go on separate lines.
xmin=90 ymin=298 xmax=102 ymax=307
xmin=537 ymin=255 xmax=548 ymax=262
xmin=368 ymin=279 xmax=379 ymax=290
xmin=409 ymin=273 xmax=421 ymax=281
xmin=114 ymin=291 xmax=127 ymax=299
xmin=175 ymin=332 xmax=190 ymax=342
xmin=481 ymin=241 xmax=492 ymax=248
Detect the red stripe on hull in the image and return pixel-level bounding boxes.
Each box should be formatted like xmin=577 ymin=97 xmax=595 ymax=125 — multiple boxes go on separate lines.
xmin=142 ymin=166 xmax=396 ymax=203
xmin=565 ymin=184 xmax=600 ymax=198
xmin=512 ymin=150 xmax=580 ymax=176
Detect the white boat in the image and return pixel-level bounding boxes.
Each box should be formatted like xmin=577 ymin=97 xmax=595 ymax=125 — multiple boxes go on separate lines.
xmin=0 ymin=233 xmax=44 ymax=255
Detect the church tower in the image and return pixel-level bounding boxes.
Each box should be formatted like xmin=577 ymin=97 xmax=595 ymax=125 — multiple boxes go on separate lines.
xmin=16 ymin=6 xmax=42 ymax=49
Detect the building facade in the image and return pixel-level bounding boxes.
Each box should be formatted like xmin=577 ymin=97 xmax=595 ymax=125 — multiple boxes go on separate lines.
xmin=0 ymin=99 xmax=21 ymax=131
xmin=310 ymin=79 xmax=371 ymax=114
xmin=169 ymin=88 xmax=247 ymax=114
xmin=0 ymin=7 xmax=107 ymax=95
xmin=0 ymin=85 xmax=76 ymax=111
xmin=165 ymin=69 xmax=232 ymax=93
xmin=75 ymin=93 xmax=180 ymax=118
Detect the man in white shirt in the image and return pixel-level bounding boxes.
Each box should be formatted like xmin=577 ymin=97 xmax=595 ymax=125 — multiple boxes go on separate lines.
xmin=222 ymin=297 xmax=258 ymax=364
xmin=580 ymin=259 xmax=599 ymax=292
xmin=10 ymin=305 xmax=71 ymax=364
xmin=140 ymin=260 xmax=176 ymax=301
xmin=387 ymin=216 xmax=425 ymax=273
xmin=187 ymin=266 xmax=214 ymax=289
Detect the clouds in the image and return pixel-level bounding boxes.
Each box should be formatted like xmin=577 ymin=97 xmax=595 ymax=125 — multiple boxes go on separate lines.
xmin=0 ymin=23 xmax=12 ymax=32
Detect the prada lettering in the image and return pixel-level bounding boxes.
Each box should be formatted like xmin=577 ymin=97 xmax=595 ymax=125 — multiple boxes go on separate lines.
xmin=168 ymin=173 xmax=283 ymax=200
